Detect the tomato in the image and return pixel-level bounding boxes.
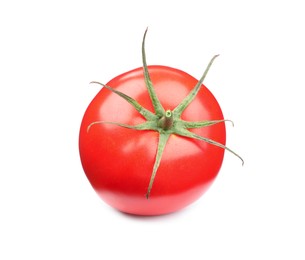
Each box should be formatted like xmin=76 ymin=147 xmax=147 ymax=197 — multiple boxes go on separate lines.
xmin=79 ymin=29 xmax=242 ymax=216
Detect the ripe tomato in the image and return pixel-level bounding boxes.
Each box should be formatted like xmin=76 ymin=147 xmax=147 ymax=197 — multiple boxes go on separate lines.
xmin=79 ymin=30 xmax=242 ymax=216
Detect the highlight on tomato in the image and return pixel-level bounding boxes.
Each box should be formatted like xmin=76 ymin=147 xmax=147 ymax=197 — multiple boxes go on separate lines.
xmin=79 ymin=29 xmax=243 ymax=216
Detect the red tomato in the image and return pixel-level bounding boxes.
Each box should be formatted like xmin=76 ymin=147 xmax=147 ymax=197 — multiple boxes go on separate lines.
xmin=79 ymin=30 xmax=242 ymax=215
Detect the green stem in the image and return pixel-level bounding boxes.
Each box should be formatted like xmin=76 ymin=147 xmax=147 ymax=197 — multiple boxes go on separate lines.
xmin=158 ymin=110 xmax=174 ymax=130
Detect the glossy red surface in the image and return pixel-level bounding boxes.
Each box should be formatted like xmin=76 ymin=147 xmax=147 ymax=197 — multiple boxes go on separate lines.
xmin=79 ymin=66 xmax=226 ymax=215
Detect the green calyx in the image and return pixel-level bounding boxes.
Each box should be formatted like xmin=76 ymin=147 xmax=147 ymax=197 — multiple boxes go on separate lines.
xmin=88 ymin=28 xmax=244 ymax=199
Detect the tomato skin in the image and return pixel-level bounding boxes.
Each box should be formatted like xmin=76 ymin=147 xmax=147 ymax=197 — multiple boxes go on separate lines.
xmin=79 ymin=65 xmax=226 ymax=215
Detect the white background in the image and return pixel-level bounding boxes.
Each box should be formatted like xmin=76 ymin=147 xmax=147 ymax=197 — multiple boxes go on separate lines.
xmin=1 ymin=0 xmax=304 ymax=259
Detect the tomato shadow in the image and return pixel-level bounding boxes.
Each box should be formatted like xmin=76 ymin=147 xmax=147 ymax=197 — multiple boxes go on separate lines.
xmin=113 ymin=203 xmax=198 ymax=222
